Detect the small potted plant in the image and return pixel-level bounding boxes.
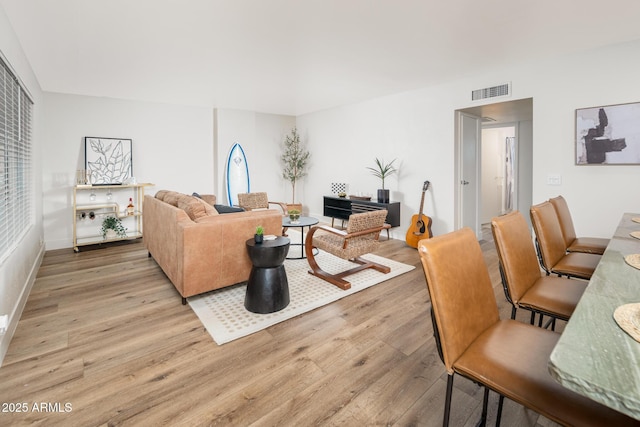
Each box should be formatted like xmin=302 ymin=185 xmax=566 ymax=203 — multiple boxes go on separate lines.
xmin=101 ymin=216 xmax=127 ymax=240
xmin=366 ymin=157 xmax=397 ymax=203
xmin=288 ymin=209 xmax=301 ymax=223
xmin=254 ymin=225 xmax=264 ymax=243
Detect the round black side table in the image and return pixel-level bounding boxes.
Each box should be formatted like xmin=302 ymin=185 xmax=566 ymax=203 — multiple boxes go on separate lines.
xmin=244 ymin=236 xmax=290 ymax=314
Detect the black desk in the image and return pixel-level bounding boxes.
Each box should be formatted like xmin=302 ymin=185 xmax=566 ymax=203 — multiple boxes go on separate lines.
xmin=244 ymin=237 xmax=290 ymax=314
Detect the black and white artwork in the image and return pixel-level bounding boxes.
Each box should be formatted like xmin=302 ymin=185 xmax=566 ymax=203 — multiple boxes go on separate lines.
xmin=84 ymin=137 xmax=133 ymax=184
xmin=576 ymin=102 xmax=640 ymax=164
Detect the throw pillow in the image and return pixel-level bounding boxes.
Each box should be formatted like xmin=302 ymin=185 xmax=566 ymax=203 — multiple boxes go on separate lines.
xmin=214 ymin=204 xmax=245 ymax=214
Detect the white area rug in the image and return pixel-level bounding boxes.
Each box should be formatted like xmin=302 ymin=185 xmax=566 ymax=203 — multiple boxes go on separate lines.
xmin=188 ymin=232 xmax=414 ymax=345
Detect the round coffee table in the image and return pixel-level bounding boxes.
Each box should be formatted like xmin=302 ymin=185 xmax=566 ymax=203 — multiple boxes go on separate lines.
xmin=282 ymin=216 xmax=319 ymax=259
xmin=244 ymin=237 xmax=290 ymax=314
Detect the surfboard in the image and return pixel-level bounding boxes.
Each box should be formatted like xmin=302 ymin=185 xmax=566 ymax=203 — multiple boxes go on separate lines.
xmin=226 ymin=143 xmax=250 ymax=207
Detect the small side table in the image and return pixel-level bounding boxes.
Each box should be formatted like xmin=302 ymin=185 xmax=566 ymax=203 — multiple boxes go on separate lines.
xmin=282 ymin=216 xmax=319 ymax=259
xmin=244 ymin=237 xmax=290 ymax=314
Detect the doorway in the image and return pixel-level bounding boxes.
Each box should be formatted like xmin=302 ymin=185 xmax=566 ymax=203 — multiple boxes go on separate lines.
xmin=455 ymin=98 xmax=533 ymax=238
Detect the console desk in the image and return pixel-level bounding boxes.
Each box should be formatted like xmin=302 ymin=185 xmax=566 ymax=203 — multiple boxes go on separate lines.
xmin=323 ymin=196 xmax=400 ymax=228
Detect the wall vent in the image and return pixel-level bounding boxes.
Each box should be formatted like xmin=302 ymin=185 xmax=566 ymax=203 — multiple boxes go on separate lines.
xmin=472 ymin=83 xmax=511 ymax=101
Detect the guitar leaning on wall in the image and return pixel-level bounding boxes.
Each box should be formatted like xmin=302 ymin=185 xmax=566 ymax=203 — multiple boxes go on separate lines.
xmin=405 ymin=180 xmax=433 ymax=248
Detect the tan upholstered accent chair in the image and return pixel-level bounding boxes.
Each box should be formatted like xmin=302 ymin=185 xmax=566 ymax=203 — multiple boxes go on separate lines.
xmin=530 ymin=201 xmax=600 ymax=279
xmin=305 ymin=210 xmax=390 ymax=290
xmin=418 ymin=227 xmax=637 ymax=427
xmin=549 ymin=195 xmax=609 ymax=255
xmin=491 ymin=211 xmax=586 ymax=327
xmin=237 ymin=192 xmax=288 ymax=214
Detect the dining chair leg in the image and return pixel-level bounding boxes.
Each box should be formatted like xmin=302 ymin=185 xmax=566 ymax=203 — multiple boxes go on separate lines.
xmin=496 ymin=395 xmax=504 ymax=427
xmin=538 ymin=313 xmax=544 ymax=327
xmin=530 ymin=311 xmax=535 ymax=325
xmin=477 ymin=387 xmax=489 ymax=427
xmin=443 ymin=374 xmax=454 ymax=427
xmin=510 ymin=306 xmax=517 ymax=320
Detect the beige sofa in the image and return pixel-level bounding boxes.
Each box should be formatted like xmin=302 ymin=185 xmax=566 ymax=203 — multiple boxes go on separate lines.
xmin=143 ymin=190 xmax=282 ymax=303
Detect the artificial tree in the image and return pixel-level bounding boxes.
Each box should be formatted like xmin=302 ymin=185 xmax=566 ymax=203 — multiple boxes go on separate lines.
xmin=281 ymin=128 xmax=310 ymax=207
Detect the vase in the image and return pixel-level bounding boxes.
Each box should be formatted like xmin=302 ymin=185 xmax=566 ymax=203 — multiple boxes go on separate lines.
xmin=254 ymin=234 xmax=264 ymax=243
xmin=289 ymin=213 xmax=300 ymax=223
xmin=377 ymin=189 xmax=390 ymax=204
xmin=105 ymin=229 xmax=117 ymax=240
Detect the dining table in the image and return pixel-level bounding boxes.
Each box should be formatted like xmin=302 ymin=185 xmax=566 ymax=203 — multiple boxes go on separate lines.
xmin=549 ymin=212 xmax=640 ymax=421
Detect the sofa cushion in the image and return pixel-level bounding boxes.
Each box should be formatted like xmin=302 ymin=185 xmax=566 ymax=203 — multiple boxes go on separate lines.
xmin=214 ymin=204 xmax=245 ymax=214
xmin=164 ymin=191 xmax=182 ymax=207
xmin=178 ymin=195 xmax=218 ymax=220
xmin=192 ymin=192 xmax=217 ymax=206
xmin=155 ymin=190 xmax=170 ymax=201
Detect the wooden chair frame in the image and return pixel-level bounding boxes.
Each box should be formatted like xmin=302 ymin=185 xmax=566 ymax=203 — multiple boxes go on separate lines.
xmin=305 ymin=223 xmax=391 ymax=290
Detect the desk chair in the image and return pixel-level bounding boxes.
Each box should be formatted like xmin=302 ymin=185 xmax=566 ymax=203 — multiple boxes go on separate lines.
xmin=418 ymin=227 xmax=637 ymax=427
xmin=549 ymin=195 xmax=609 ymax=255
xmin=530 ymin=201 xmax=600 ymax=279
xmin=305 ymin=210 xmax=390 ymax=290
xmin=491 ymin=211 xmax=586 ymax=329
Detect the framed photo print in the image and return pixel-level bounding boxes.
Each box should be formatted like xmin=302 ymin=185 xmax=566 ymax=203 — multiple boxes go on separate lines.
xmin=84 ymin=137 xmax=133 ymax=184
xmin=576 ymin=102 xmax=640 ymax=165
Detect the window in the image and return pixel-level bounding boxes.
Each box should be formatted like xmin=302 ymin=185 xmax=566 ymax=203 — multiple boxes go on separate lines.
xmin=0 ymin=55 xmax=33 ymax=263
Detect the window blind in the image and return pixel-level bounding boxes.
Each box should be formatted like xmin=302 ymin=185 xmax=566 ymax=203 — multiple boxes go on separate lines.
xmin=0 ymin=55 xmax=33 ymax=264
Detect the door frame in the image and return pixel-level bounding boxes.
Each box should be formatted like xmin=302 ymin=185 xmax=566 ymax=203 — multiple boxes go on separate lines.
xmin=455 ymin=111 xmax=482 ymax=239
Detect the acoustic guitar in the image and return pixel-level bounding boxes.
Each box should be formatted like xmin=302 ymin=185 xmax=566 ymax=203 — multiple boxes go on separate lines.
xmin=405 ymin=180 xmax=433 ymax=248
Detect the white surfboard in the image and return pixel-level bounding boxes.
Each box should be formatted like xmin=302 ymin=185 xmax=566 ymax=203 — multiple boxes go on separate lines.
xmin=226 ymin=143 xmax=250 ymax=206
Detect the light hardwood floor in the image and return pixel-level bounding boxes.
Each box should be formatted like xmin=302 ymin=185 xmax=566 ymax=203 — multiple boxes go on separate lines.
xmin=0 ymin=228 xmax=562 ymax=426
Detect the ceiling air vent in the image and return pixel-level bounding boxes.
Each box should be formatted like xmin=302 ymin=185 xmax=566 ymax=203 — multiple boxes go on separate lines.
xmin=472 ymin=83 xmax=511 ymax=101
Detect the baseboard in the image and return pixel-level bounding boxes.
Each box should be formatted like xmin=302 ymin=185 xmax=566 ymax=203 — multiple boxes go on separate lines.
xmin=0 ymin=241 xmax=45 ymax=367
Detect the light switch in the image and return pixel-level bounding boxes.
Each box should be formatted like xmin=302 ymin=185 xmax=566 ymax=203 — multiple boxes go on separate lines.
xmin=547 ymin=174 xmax=562 ymax=186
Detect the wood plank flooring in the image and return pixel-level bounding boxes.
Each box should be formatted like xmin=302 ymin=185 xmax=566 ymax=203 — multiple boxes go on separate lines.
xmin=0 ymin=228 xmax=563 ymax=426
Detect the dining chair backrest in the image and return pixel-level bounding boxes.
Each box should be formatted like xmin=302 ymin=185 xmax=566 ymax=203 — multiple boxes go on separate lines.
xmin=530 ymin=201 xmax=567 ymax=272
xmin=491 ymin=211 xmax=541 ymax=304
xmin=549 ymin=195 xmax=576 ymax=249
xmin=418 ymin=227 xmax=499 ymax=374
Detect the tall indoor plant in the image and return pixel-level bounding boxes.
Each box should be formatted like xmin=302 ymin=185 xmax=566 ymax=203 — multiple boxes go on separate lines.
xmin=281 ymin=128 xmax=310 ymax=211
xmin=367 ymin=157 xmax=397 ymax=203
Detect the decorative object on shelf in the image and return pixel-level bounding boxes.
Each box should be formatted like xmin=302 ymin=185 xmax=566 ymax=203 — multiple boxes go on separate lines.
xmin=366 ymin=157 xmax=397 ymax=203
xmin=349 ymin=194 xmax=371 ymax=201
xmin=127 ymin=197 xmax=135 ymax=215
xmin=255 ymin=225 xmax=264 ymax=243
xmin=281 ymin=128 xmax=310 ymax=206
xmin=85 ymin=137 xmax=133 ymax=184
xmin=338 ymin=192 xmax=347 ymax=198
xmin=331 ymin=182 xmax=347 ymax=195
xmin=288 ymin=209 xmax=300 ymax=223
xmin=101 ymin=216 xmax=127 ymax=240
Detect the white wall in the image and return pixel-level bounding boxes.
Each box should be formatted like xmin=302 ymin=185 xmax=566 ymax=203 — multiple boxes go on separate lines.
xmin=215 ymin=109 xmax=296 ymax=206
xmin=42 ymin=93 xmax=215 ymax=250
xmin=298 ymin=39 xmax=640 ymax=239
xmin=0 ymin=6 xmax=45 ymax=365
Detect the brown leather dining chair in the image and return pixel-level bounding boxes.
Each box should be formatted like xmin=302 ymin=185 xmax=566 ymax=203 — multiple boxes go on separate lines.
xmin=418 ymin=227 xmax=637 ymax=427
xmin=491 ymin=211 xmax=586 ymax=327
xmin=549 ymin=195 xmax=609 ymax=255
xmin=530 ymin=201 xmax=600 ymax=279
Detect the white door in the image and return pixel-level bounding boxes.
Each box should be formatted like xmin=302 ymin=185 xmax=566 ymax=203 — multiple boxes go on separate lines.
xmin=458 ymin=112 xmax=481 ymax=238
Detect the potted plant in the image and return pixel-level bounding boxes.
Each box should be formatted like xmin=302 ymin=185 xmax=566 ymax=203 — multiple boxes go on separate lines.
xmin=366 ymin=157 xmax=397 ymax=203
xmin=101 ymin=216 xmax=127 ymax=240
xmin=255 ymin=225 xmax=264 ymax=243
xmin=281 ymin=128 xmax=310 ymax=213
xmin=288 ymin=209 xmax=301 ymax=223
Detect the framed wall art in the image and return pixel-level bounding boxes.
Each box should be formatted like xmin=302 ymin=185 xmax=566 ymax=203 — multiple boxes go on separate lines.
xmin=576 ymin=102 xmax=640 ymax=165
xmin=84 ymin=137 xmax=133 ymax=184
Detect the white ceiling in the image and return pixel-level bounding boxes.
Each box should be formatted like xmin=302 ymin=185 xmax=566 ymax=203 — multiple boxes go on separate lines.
xmin=3 ymin=0 xmax=640 ymax=116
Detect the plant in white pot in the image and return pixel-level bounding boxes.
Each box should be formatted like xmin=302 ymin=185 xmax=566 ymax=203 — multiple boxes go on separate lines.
xmin=367 ymin=158 xmax=397 ymax=203
xmin=281 ymin=128 xmax=310 ymax=213
xmin=101 ymin=216 xmax=127 ymax=240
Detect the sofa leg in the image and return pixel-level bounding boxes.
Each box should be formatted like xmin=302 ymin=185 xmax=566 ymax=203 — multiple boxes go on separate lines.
xmin=182 ymin=297 xmax=187 ymax=305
